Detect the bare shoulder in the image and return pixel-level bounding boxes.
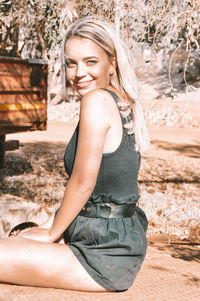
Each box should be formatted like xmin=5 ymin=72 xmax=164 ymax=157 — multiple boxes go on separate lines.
xmin=81 ymin=88 xmax=114 ymax=108
xmin=80 ymin=89 xmax=116 ymax=125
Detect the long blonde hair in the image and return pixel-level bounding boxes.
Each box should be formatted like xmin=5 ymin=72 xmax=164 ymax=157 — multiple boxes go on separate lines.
xmin=62 ymin=16 xmax=149 ymax=152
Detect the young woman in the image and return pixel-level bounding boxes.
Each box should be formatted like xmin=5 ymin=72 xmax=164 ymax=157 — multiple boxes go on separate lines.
xmin=0 ymin=16 xmax=149 ymax=292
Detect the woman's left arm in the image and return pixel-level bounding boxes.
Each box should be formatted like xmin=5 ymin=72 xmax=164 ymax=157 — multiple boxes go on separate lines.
xmin=18 ymin=90 xmax=109 ymax=243
xmin=48 ymin=90 xmax=110 ymax=242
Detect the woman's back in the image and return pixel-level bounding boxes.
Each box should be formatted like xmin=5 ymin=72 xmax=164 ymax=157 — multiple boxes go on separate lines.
xmin=64 ymin=89 xmax=141 ymax=204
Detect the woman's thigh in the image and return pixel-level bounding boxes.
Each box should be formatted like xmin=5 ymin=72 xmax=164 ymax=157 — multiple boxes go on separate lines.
xmin=0 ymin=237 xmax=107 ymax=292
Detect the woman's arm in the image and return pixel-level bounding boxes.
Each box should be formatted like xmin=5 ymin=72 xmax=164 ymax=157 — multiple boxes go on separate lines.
xmin=49 ymin=89 xmax=111 ymax=242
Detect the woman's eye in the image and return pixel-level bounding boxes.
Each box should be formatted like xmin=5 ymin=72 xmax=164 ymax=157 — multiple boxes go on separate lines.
xmin=87 ymin=60 xmax=97 ymax=65
xmin=66 ymin=61 xmax=76 ymax=68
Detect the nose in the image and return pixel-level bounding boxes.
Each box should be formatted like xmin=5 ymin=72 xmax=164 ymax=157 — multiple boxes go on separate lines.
xmin=76 ymin=62 xmax=86 ymax=78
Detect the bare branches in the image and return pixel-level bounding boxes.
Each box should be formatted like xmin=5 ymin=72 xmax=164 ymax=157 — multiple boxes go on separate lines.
xmin=1 ymin=0 xmax=199 ymax=58
xmin=0 ymin=0 xmax=199 ymax=99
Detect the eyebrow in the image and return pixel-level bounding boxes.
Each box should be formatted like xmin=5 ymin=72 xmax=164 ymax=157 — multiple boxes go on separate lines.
xmin=84 ymin=56 xmax=99 ymax=60
xmin=65 ymin=56 xmax=99 ymax=62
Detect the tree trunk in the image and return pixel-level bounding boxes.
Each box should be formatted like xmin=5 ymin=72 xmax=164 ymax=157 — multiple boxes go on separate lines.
xmin=0 ymin=135 xmax=5 ymax=169
xmin=114 ymin=0 xmax=121 ymax=35
xmin=34 ymin=17 xmax=48 ymax=60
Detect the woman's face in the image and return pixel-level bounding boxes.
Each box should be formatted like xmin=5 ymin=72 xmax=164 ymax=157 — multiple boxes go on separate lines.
xmin=64 ymin=37 xmax=115 ymax=96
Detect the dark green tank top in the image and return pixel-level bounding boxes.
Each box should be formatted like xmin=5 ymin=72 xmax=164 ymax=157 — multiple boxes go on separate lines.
xmin=64 ymin=89 xmax=141 ymax=205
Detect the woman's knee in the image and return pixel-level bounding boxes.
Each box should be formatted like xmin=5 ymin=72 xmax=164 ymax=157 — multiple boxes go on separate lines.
xmin=0 ymin=237 xmax=19 ymax=268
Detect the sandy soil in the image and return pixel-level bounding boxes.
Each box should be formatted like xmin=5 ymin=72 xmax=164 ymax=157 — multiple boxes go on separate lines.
xmin=0 ymin=240 xmax=199 ymax=301
xmin=1 ymin=93 xmax=200 ymax=241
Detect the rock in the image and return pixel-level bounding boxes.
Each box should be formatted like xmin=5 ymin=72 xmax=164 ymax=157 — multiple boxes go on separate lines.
xmin=0 ymin=194 xmax=51 ymax=238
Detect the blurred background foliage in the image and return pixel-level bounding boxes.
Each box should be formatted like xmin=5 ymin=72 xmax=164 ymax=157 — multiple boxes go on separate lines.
xmin=0 ymin=0 xmax=200 ymax=101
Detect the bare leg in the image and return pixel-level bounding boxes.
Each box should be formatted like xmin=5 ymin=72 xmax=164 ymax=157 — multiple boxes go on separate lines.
xmin=0 ymin=237 xmax=108 ymax=291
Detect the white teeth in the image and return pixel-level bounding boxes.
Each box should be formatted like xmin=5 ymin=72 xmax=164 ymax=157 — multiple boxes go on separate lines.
xmin=76 ymin=80 xmax=92 ymax=88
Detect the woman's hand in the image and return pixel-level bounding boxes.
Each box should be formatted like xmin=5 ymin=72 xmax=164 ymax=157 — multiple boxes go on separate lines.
xmin=17 ymin=227 xmax=53 ymax=243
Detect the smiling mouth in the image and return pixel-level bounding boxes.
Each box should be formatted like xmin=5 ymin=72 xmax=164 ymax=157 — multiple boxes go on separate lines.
xmin=76 ymin=80 xmax=93 ymax=88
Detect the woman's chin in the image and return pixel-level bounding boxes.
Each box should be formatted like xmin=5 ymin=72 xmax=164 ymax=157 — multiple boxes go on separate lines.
xmin=76 ymin=87 xmax=95 ymax=96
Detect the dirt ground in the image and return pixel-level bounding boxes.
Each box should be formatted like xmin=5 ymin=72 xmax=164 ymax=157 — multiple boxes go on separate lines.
xmin=3 ymin=107 xmax=200 ymax=240
xmin=0 ymin=94 xmax=200 ymax=300
xmin=0 ymin=240 xmax=199 ymax=301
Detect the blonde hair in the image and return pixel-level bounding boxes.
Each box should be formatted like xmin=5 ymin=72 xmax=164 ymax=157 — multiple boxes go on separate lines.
xmin=62 ymin=16 xmax=149 ymax=152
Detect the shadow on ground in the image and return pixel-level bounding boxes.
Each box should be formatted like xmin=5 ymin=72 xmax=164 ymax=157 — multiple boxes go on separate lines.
xmin=149 ymin=241 xmax=200 ymax=263
xmin=151 ymin=140 xmax=200 ymax=158
xmin=0 ymin=141 xmax=67 ymax=178
xmin=143 ymin=72 xmax=200 ymax=97
xmin=0 ymin=141 xmax=68 ymax=202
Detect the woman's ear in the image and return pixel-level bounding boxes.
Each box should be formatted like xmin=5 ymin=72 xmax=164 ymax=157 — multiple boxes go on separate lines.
xmin=109 ymin=57 xmax=117 ymax=75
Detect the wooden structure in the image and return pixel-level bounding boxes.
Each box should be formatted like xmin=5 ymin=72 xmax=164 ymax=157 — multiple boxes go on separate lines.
xmin=0 ymin=56 xmax=48 ymax=167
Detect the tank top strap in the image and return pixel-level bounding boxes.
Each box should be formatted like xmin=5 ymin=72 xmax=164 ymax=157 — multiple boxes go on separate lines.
xmin=102 ymin=88 xmax=132 ymax=126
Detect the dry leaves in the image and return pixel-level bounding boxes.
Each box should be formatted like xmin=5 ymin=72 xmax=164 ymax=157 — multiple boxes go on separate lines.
xmin=139 ymin=156 xmax=200 ymax=241
xmin=0 ymin=131 xmax=199 ymax=242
